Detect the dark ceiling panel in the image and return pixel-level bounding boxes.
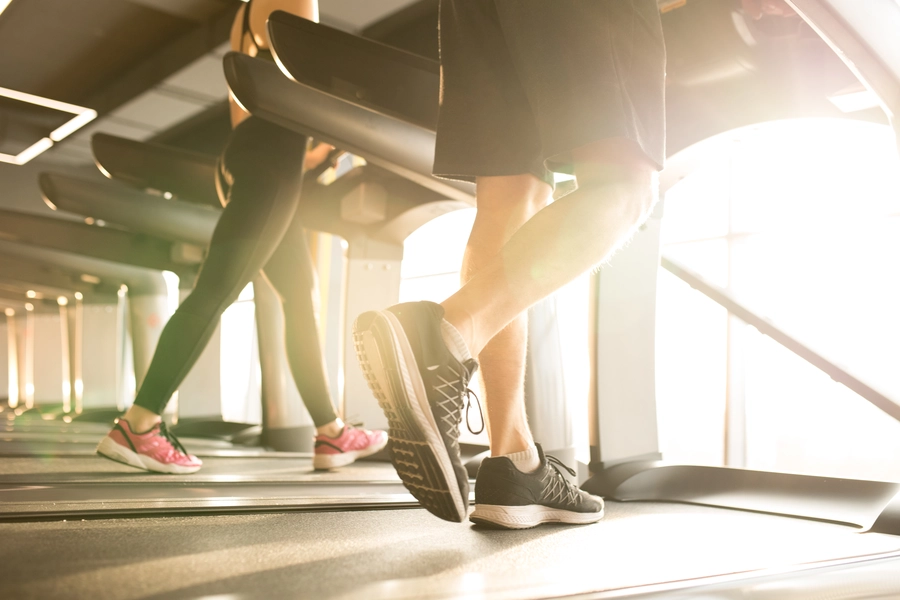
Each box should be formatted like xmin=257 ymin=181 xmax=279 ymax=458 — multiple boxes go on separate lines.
xmin=0 ymin=0 xmax=194 ymax=104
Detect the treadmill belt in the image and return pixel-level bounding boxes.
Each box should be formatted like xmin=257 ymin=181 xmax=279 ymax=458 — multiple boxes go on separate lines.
xmin=0 ymin=456 xmax=408 ymax=520
xmin=0 ymin=431 xmax=294 ymax=458
xmin=2 ymin=502 xmax=899 ymax=599
xmin=0 ymin=482 xmax=415 ymax=520
xmin=0 ymin=456 xmax=400 ymax=483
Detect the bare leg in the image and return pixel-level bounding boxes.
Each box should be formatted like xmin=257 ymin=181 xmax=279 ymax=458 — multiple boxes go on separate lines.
xmin=442 ymin=140 xmax=658 ymax=447
xmin=461 ymin=175 xmax=551 ymax=456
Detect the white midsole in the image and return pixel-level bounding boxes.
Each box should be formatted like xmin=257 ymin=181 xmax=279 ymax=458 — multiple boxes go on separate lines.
xmin=380 ymin=310 xmax=466 ymax=519
xmin=96 ymin=436 xmax=201 ymax=474
xmin=470 ymin=503 xmax=605 ymax=529
xmin=312 ymin=435 xmax=388 ymax=469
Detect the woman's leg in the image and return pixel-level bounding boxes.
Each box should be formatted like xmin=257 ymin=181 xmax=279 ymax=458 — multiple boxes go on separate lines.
xmin=125 ymin=119 xmax=309 ymax=430
xmin=264 ymin=216 xmax=387 ymax=468
xmin=262 ymin=219 xmax=338 ymax=431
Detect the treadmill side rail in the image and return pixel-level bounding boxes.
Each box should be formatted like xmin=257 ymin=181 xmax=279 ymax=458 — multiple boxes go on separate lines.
xmin=583 ymin=461 xmax=900 ymax=531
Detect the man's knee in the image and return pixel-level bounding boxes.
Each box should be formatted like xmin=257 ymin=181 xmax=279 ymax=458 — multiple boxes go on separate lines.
xmin=573 ymin=139 xmax=659 ymax=226
xmin=475 ymin=174 xmax=553 ymax=219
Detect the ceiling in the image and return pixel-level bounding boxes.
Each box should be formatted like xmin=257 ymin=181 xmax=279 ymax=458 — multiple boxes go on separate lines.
xmin=0 ymin=0 xmax=423 ymax=214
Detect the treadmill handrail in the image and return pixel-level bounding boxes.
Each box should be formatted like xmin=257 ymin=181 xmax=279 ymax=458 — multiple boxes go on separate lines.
xmin=92 ymin=133 xmax=220 ymax=208
xmin=268 ymin=10 xmax=440 ymax=130
xmin=0 ymin=239 xmax=168 ymax=296
xmin=40 ymin=172 xmax=220 ymax=246
xmin=222 ymin=53 xmax=476 ymax=206
xmin=661 ymin=255 xmax=900 ymax=422
xmin=0 ymin=208 xmax=196 ymax=279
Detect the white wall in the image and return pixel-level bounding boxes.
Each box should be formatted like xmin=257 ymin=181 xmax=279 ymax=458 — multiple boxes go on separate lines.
xmin=32 ymin=314 xmax=64 ymax=404
xmin=82 ymin=303 xmax=121 ymax=409
xmin=0 ymin=321 xmax=8 ymax=402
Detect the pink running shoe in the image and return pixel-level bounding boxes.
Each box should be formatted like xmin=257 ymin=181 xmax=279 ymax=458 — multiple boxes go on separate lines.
xmin=313 ymin=426 xmax=388 ymax=469
xmin=96 ymin=419 xmax=202 ymax=474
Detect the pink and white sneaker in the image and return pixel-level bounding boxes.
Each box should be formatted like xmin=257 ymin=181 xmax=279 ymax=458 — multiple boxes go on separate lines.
xmin=96 ymin=419 xmax=202 ymax=474
xmin=313 ymin=426 xmax=388 ymax=469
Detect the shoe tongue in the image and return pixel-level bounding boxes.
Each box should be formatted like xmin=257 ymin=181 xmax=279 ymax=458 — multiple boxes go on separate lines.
xmin=462 ymin=358 xmax=479 ymax=377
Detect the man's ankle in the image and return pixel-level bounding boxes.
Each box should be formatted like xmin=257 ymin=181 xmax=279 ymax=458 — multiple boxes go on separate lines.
xmin=498 ymin=444 xmax=541 ymax=473
xmin=439 ymin=318 xmax=473 ymax=363
xmin=440 ymin=304 xmax=478 ymax=356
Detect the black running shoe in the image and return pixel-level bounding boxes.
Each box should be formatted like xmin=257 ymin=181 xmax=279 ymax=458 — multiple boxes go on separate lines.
xmin=353 ymin=301 xmax=478 ymax=522
xmin=470 ymin=444 xmax=605 ymax=529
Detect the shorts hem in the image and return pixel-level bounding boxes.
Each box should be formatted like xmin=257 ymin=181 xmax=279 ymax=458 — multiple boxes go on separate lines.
xmin=432 ymin=166 xmax=556 ymax=189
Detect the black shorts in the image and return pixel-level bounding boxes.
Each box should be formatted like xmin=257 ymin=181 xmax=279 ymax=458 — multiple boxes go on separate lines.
xmin=433 ymin=0 xmax=667 ymax=186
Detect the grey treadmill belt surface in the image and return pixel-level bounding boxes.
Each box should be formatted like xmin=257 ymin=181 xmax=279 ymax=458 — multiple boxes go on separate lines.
xmin=0 ymin=456 xmax=408 ymax=520
xmin=0 ymin=419 xmax=280 ymax=458
xmin=3 ymin=503 xmax=900 ymax=600
xmin=0 ymin=456 xmax=400 ymax=483
xmin=0 ymin=440 xmax=317 ymax=458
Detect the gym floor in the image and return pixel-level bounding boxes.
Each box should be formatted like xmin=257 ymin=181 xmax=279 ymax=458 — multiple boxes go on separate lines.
xmin=4 ymin=489 xmax=900 ymax=599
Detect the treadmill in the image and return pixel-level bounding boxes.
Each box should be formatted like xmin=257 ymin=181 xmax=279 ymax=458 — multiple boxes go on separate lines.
xmin=226 ymin=3 xmax=900 ymax=593
xmin=3 ymin=1 xmax=900 ymax=598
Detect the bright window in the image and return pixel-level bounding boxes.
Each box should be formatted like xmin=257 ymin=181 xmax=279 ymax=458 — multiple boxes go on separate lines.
xmin=657 ymin=118 xmax=900 ymax=481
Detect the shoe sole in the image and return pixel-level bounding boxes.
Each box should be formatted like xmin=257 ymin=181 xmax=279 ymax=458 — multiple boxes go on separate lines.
xmin=312 ymin=434 xmax=389 ymax=470
xmin=354 ymin=310 xmax=467 ymax=523
xmin=470 ymin=503 xmax=605 ymax=530
xmin=96 ymin=437 xmax=202 ymax=474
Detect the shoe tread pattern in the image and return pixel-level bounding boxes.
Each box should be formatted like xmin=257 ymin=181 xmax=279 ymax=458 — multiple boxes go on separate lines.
xmin=353 ymin=312 xmax=464 ymax=522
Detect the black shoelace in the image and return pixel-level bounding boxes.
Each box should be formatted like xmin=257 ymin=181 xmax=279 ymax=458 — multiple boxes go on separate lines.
xmin=546 ymin=455 xmax=577 ymax=479
xmin=158 ymin=422 xmax=189 ymax=456
xmin=457 ymin=357 xmax=484 ymax=436
xmin=545 ymin=455 xmax=581 ymax=504
xmin=465 ymin=388 xmax=484 ymax=435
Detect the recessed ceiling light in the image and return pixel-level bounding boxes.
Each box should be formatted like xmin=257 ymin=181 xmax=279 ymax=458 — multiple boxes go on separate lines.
xmin=0 ymin=86 xmax=97 ymax=165
xmin=0 ymin=0 xmax=13 ymax=18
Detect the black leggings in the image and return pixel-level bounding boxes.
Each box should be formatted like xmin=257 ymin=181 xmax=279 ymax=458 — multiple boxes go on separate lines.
xmin=133 ymin=118 xmax=338 ymax=427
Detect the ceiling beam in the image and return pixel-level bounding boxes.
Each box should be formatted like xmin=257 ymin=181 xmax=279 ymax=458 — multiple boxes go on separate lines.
xmin=121 ymin=0 xmax=228 ymax=22
xmin=76 ymin=3 xmax=238 ymax=120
